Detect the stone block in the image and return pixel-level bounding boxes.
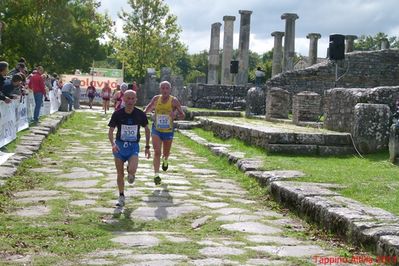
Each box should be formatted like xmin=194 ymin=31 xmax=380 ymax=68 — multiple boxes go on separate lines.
xmin=246 ymin=86 xmax=266 ymax=116
xmin=352 ymin=103 xmax=390 ymax=153
xmin=318 ymin=146 xmax=355 ymax=156
xmin=265 ymin=87 xmax=290 ymax=119
xmin=389 ymin=124 xmax=399 ymax=164
xmin=323 ymin=134 xmax=352 ymax=145
xmin=295 ymin=133 xmax=324 ymax=145
xmin=236 ymin=159 xmax=263 ymax=172
xmin=0 ymin=166 xmax=17 ymax=179
xmin=266 ymin=144 xmax=318 ymax=155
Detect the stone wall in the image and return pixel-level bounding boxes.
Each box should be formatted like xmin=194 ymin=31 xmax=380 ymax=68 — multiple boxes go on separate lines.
xmin=266 ymin=49 xmax=399 ymax=96
xmin=324 ymin=86 xmax=399 ymax=132
xmin=188 ymin=84 xmax=250 ymax=110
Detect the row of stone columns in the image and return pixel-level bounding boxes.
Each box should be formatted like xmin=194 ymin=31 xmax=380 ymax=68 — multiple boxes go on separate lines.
xmin=207 ymin=11 xmax=391 ymax=84
xmin=208 ymin=10 xmax=253 ymax=86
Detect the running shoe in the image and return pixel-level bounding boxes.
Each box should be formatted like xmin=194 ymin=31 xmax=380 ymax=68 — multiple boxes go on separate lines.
xmin=162 ymin=159 xmax=168 ymax=171
xmin=127 ymin=174 xmax=135 ymax=184
xmin=116 ymin=195 xmax=125 ymax=207
xmin=154 ymin=175 xmax=162 ymax=185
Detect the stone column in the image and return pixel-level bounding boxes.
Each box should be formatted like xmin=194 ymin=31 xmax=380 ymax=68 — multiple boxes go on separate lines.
xmin=381 ymin=38 xmax=390 ymax=50
xmin=306 ymin=33 xmax=321 ymax=66
xmin=271 ymin=31 xmax=284 ymax=77
xmin=281 ymin=13 xmax=299 ymax=72
xmin=207 ymin=22 xmax=222 ymax=85
xmin=345 ymin=35 xmax=357 ymax=53
xmin=221 ymin=16 xmax=236 ymax=85
xmin=236 ymin=10 xmax=252 ymax=85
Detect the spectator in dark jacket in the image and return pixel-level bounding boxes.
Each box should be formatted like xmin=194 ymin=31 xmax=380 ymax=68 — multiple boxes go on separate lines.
xmin=28 ymin=66 xmax=46 ymax=122
xmin=2 ymin=74 xmax=24 ymax=99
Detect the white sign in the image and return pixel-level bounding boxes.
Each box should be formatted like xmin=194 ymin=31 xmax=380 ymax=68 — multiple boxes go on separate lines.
xmin=61 ymin=74 xmax=122 ymax=90
xmin=0 ymin=100 xmax=17 ymax=147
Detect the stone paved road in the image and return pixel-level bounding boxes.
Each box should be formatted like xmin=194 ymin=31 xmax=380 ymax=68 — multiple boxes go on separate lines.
xmin=2 ymin=109 xmax=359 ymax=265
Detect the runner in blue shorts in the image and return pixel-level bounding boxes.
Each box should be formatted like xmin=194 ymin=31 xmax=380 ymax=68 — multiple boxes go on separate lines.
xmin=144 ymin=81 xmax=185 ymax=185
xmin=108 ymin=90 xmax=151 ymax=207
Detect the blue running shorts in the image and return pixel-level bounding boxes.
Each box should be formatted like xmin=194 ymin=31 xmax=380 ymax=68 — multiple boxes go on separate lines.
xmin=151 ymin=124 xmax=174 ymax=141
xmin=113 ymin=140 xmax=139 ymax=162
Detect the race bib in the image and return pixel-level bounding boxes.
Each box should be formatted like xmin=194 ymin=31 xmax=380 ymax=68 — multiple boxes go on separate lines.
xmin=156 ymin=114 xmax=171 ymax=129
xmin=120 ymin=124 xmax=138 ymax=142
xmin=103 ymin=92 xmax=109 ymax=98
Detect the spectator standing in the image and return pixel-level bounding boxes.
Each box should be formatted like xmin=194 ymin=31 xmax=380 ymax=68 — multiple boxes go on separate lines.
xmin=61 ymin=78 xmax=79 ymax=112
xmin=28 ymin=66 xmax=46 ymax=123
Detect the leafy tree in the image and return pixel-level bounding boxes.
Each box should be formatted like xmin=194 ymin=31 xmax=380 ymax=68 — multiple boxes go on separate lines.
xmin=115 ymin=0 xmax=187 ymax=83
xmin=0 ymin=0 xmax=111 ymax=74
xmin=354 ymin=32 xmax=399 ymax=51
xmin=181 ymin=50 xmax=208 ymax=83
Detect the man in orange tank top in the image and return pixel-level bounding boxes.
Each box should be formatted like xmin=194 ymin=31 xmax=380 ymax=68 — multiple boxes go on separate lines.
xmin=144 ymin=81 xmax=185 ymax=185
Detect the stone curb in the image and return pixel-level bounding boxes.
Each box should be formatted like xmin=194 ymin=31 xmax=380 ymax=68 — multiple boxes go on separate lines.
xmin=178 ymin=129 xmax=399 ymax=264
xmin=0 ymin=111 xmax=73 ymax=183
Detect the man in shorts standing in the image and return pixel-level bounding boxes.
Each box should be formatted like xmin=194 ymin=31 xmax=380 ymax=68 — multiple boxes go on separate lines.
xmin=144 ymin=81 xmax=185 ymax=185
xmin=108 ymin=90 xmax=151 ymax=207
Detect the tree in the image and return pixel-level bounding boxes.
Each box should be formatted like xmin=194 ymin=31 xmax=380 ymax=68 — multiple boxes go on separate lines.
xmin=354 ymin=32 xmax=399 ymax=51
xmin=0 ymin=0 xmax=111 ymax=74
xmin=115 ymin=0 xmax=187 ymax=82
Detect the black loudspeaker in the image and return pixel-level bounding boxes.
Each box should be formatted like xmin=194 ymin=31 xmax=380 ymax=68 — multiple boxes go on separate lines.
xmin=230 ymin=60 xmax=239 ymax=74
xmin=329 ymin=34 xmax=345 ymax=60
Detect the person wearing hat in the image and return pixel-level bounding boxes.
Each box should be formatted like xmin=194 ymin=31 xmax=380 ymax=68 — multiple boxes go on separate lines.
xmin=61 ymin=78 xmax=79 ymax=111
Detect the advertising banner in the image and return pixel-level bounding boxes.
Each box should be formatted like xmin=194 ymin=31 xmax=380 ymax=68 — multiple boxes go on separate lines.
xmin=0 ymin=100 xmax=17 ymax=147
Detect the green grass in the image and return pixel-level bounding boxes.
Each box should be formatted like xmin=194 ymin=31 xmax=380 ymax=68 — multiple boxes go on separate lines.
xmin=191 ymin=127 xmax=399 ymax=215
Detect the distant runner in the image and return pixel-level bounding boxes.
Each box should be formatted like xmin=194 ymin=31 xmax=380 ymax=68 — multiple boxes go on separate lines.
xmin=144 ymin=81 xmax=185 ymax=185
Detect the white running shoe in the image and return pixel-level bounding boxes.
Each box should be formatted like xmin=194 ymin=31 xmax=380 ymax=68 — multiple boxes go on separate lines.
xmin=127 ymin=174 xmax=135 ymax=184
xmin=116 ymin=195 xmax=125 ymax=207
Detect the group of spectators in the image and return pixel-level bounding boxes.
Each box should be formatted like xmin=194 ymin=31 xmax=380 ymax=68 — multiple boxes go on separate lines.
xmin=0 ymin=57 xmax=63 ymax=123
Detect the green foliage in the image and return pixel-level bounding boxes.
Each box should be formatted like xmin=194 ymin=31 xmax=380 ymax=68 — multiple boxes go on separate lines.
xmin=113 ymin=0 xmax=187 ymax=82
xmin=354 ymin=32 xmax=399 ymax=51
xmin=0 ymin=0 xmax=112 ymax=74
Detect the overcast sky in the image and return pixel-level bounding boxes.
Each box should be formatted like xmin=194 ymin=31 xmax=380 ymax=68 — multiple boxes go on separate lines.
xmin=99 ymin=0 xmax=399 ymax=57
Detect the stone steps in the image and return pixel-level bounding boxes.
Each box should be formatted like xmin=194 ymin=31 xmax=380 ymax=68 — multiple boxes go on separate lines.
xmin=196 ymin=117 xmax=355 ymax=155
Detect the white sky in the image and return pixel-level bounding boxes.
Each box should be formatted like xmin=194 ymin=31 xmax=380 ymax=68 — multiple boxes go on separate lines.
xmin=98 ymin=0 xmax=399 ymax=57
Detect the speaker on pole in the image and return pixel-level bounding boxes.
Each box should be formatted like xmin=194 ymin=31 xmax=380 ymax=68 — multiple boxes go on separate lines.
xmin=329 ymin=34 xmax=345 ymax=60
xmin=230 ymin=60 xmax=239 ymax=74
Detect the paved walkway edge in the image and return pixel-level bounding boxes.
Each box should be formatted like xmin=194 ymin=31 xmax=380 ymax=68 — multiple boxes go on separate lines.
xmin=0 ymin=111 xmax=74 ymax=184
xmin=178 ymin=129 xmax=399 ymax=265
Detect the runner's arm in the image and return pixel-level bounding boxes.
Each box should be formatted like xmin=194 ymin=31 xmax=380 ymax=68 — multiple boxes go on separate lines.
xmin=144 ymin=96 xmax=158 ymax=113
xmin=144 ymin=124 xmax=151 ymax=158
xmin=172 ymin=98 xmax=185 ymax=120
xmin=108 ymin=127 xmax=118 ymax=152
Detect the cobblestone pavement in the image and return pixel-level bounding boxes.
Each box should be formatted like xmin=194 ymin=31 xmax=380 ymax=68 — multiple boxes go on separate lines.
xmin=1 ymin=108 xmax=368 ymax=266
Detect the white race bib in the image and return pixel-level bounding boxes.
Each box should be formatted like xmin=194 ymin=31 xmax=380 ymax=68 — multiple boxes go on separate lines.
xmin=156 ymin=114 xmax=171 ymax=129
xmin=121 ymin=124 xmax=138 ymax=142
